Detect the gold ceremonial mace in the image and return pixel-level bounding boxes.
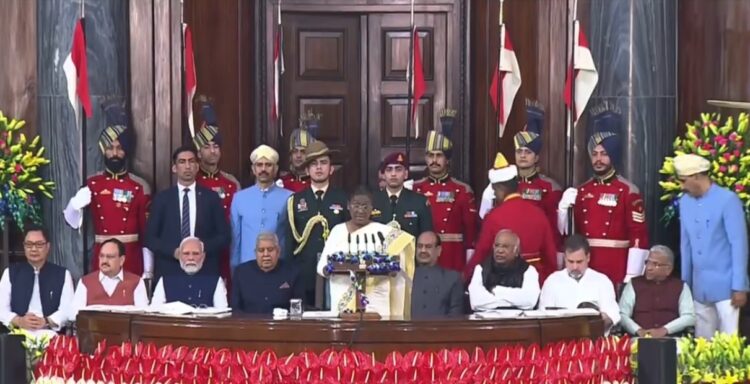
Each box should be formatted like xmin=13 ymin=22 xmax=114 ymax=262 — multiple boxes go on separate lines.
xmin=707 ymin=100 xmax=750 ymax=110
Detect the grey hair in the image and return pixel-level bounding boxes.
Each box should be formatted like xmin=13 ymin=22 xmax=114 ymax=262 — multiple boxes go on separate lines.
xmin=496 ymin=229 xmax=521 ymax=254
xmin=649 ymin=244 xmax=674 ymax=264
xmin=256 ymin=232 xmax=280 ymax=249
xmin=179 ymin=236 xmax=205 ymax=253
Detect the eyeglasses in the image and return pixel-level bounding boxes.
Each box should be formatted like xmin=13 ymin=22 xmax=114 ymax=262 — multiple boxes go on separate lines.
xmin=23 ymin=242 xmax=48 ymax=249
xmin=644 ymin=259 xmax=670 ymax=268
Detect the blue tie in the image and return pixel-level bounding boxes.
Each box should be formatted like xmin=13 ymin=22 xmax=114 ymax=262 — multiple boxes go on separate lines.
xmin=181 ymin=188 xmax=190 ymax=238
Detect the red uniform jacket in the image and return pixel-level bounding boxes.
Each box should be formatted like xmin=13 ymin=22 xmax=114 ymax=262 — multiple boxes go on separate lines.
xmin=414 ymin=175 xmax=479 ymax=272
xmin=464 ymin=194 xmax=557 ymax=283
xmin=519 ymin=171 xmax=563 ymax=250
xmin=278 ymin=171 xmax=310 ymax=193
xmin=573 ymin=173 xmax=649 ymax=284
xmin=87 ymin=172 xmax=150 ymax=275
xmin=197 ymin=168 xmax=240 ymax=281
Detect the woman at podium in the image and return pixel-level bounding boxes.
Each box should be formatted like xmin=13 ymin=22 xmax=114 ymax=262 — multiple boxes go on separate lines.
xmin=317 ymin=186 xmax=415 ymax=317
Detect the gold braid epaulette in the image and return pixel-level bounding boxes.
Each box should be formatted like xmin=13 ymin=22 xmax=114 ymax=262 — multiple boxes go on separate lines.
xmin=287 ymin=196 xmax=330 ymax=255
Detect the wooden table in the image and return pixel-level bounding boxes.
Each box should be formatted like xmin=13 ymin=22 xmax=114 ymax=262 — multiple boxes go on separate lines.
xmin=76 ymin=312 xmax=604 ymax=359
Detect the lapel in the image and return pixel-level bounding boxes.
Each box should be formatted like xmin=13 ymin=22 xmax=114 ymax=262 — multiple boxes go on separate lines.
xmin=195 ymin=186 xmax=204 ymax=234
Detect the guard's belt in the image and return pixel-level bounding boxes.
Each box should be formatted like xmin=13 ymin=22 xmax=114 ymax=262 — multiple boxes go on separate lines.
xmin=95 ymin=234 xmax=139 ymax=243
xmin=438 ymin=233 xmax=463 ymax=242
xmin=587 ymin=238 xmax=630 ymax=248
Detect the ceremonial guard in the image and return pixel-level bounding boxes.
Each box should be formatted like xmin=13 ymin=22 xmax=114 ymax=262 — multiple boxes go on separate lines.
xmin=557 ymin=106 xmax=649 ymax=285
xmin=464 ymin=153 xmax=557 ymax=283
xmin=193 ymin=100 xmax=240 ymax=282
xmin=277 ymin=112 xmax=318 ymax=192
xmin=373 ymin=152 xmax=433 ymax=238
xmin=413 ymin=111 xmax=478 ymax=271
xmin=287 ymin=141 xmax=349 ymax=308
xmin=63 ymin=102 xmax=152 ymax=277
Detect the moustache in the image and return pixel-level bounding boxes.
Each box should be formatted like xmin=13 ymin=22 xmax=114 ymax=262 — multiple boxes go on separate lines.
xmin=429 ymin=163 xmax=439 ymax=167
xmin=101 ymin=264 xmax=110 ymax=267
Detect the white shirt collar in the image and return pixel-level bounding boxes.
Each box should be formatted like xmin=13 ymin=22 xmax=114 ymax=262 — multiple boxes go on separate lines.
xmin=99 ymin=269 xmax=124 ymax=282
xmin=312 ymin=183 xmax=329 ymax=195
xmin=387 ymin=188 xmax=403 ymax=199
xmin=178 ymin=182 xmax=197 ymax=192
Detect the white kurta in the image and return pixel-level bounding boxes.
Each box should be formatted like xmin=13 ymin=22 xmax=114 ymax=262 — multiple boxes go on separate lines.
xmin=317 ymin=222 xmax=413 ymax=316
xmin=468 ymin=264 xmax=540 ymax=311
xmin=539 ymin=268 xmax=621 ymax=325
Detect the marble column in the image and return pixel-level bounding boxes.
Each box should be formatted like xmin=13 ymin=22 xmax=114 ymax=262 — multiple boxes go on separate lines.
xmin=585 ymin=0 xmax=678 ymax=247
xmin=37 ymin=0 xmax=130 ymax=277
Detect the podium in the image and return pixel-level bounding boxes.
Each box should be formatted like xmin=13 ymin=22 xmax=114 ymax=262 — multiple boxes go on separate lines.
xmin=324 ymin=233 xmax=401 ymax=320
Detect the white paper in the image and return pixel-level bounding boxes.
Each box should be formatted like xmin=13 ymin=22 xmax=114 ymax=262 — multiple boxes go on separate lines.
xmin=145 ymin=301 xmax=231 ymax=316
xmin=301 ymin=311 xmax=339 ymax=319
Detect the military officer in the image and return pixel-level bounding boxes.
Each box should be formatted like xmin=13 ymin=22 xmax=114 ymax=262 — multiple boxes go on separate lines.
xmin=557 ymin=106 xmax=649 ymax=285
xmin=287 ymin=140 xmax=349 ymax=308
xmin=413 ymin=113 xmax=478 ymax=272
xmin=372 ymin=152 xmax=433 ymax=238
xmin=277 ymin=118 xmax=317 ymax=193
xmin=193 ymin=99 xmax=240 ymax=283
xmin=63 ymin=102 xmax=152 ymax=277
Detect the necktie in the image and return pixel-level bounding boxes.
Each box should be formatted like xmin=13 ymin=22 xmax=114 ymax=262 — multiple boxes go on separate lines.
xmin=315 ymin=190 xmax=324 ymax=212
xmin=390 ymin=195 xmax=398 ymax=220
xmin=181 ymin=188 xmax=191 ymax=238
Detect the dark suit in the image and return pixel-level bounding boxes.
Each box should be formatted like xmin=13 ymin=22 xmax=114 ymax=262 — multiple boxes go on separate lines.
xmin=372 ymin=188 xmax=433 ymax=238
xmin=232 ymin=259 xmax=304 ymax=314
xmin=145 ymin=184 xmax=230 ymax=279
xmin=411 ymin=265 xmax=465 ymax=317
xmin=288 ymin=187 xmax=349 ymax=307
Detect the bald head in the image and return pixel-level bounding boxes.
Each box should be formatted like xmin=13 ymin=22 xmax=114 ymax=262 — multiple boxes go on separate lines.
xmin=416 ymin=231 xmax=442 ymax=266
xmin=493 ymin=230 xmax=520 ymax=265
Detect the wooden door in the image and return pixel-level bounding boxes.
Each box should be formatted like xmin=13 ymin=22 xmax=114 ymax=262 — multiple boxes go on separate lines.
xmin=367 ymin=13 xmax=450 ymax=183
xmin=281 ymin=13 xmax=362 ymax=191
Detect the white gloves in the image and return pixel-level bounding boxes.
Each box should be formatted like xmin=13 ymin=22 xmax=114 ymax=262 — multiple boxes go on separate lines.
xmin=558 ymin=187 xmax=578 ymax=211
xmin=557 ymin=187 xmax=578 ymax=235
xmin=556 ymin=252 xmax=565 ymax=270
xmin=275 ymin=178 xmax=284 ymax=188
xmin=479 ymin=185 xmax=494 ymax=219
xmin=142 ymin=248 xmax=154 ymax=279
xmin=465 ymin=249 xmax=475 ymax=264
xmin=624 ymin=247 xmax=649 ymax=282
xmin=63 ymin=186 xmax=92 ymax=229
xmin=403 ymin=179 xmax=414 ymax=190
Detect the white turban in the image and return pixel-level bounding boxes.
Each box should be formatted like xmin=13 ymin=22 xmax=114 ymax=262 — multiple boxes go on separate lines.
xmin=673 ymin=154 xmax=710 ymax=177
xmin=250 ymin=144 xmax=279 ymax=164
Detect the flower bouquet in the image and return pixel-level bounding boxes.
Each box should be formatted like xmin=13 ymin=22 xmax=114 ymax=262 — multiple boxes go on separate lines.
xmin=0 ymin=111 xmax=55 ymax=230
xmin=659 ymin=112 xmax=750 ymax=225
xmin=9 ymin=327 xmax=52 ymax=383
xmin=677 ymin=333 xmax=750 ymax=384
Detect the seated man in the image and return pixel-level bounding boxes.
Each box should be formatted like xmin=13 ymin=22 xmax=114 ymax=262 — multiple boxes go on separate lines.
xmin=151 ymin=237 xmax=228 ymax=308
xmin=468 ymin=230 xmax=540 ymax=311
xmin=0 ymin=225 xmax=74 ymax=336
xmin=412 ymin=231 xmax=464 ymax=317
xmin=232 ymin=232 xmax=304 ymax=314
xmin=619 ymin=245 xmax=695 ymax=337
xmin=70 ymin=239 xmax=149 ymax=319
xmin=540 ymin=234 xmax=620 ymax=329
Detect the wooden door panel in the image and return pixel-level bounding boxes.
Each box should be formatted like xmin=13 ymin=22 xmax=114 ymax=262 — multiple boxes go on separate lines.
xmin=283 ymin=13 xmax=361 ymax=190
xmin=369 ymin=13 xmax=447 ymax=181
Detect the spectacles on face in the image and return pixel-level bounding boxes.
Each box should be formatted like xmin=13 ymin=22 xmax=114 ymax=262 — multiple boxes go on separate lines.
xmin=23 ymin=241 xmax=48 ymax=249
xmin=644 ymin=259 xmax=670 ymax=268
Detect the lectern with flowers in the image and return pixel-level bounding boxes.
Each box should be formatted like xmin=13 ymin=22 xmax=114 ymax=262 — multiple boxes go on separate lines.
xmin=324 ymin=232 xmax=401 ymax=320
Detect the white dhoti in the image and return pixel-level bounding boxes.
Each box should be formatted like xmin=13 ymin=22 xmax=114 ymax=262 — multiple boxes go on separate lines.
xmin=694 ymin=299 xmax=739 ymax=339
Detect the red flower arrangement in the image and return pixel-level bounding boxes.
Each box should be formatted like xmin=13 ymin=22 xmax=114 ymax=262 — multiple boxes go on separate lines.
xmin=33 ymin=335 xmax=633 ymax=383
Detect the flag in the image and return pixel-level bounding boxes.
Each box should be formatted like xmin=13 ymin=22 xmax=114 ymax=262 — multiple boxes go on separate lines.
xmin=63 ymin=18 xmax=92 ymax=121
xmin=488 ymin=25 xmax=521 ymax=137
xmin=271 ymin=17 xmax=285 ymax=130
xmin=184 ymin=24 xmax=197 ymax=137
xmin=563 ymin=21 xmax=598 ymax=124
xmin=409 ymin=26 xmax=426 ymax=138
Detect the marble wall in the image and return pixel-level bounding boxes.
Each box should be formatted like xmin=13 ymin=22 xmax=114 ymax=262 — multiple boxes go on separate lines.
xmin=38 ymin=0 xmax=130 ymax=277
xmin=585 ymin=0 xmax=678 ymax=246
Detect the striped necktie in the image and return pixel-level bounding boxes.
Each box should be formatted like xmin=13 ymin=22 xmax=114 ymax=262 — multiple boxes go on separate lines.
xmin=181 ymin=188 xmax=190 ymax=238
